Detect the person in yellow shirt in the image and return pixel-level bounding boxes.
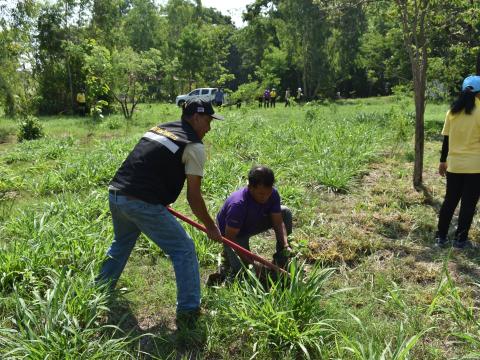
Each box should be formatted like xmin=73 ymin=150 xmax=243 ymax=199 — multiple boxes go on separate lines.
xmin=435 ymin=75 xmax=480 ymax=249
xmin=270 ymin=88 xmax=277 ymax=108
xmin=76 ymin=89 xmax=86 ymax=117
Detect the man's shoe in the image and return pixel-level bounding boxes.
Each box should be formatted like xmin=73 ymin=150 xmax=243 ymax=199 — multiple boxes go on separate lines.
xmin=206 ymin=271 xmax=226 ymax=286
xmin=435 ymin=235 xmax=449 ymax=248
xmin=175 ymin=308 xmax=202 ymax=330
xmin=453 ymin=239 xmax=475 ymax=249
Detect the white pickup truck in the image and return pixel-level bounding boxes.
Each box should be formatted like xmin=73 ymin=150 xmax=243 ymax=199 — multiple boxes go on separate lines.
xmin=175 ymin=88 xmax=219 ymax=106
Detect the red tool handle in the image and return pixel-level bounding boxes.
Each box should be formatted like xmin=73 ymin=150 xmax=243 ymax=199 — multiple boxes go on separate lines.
xmin=167 ymin=207 xmax=287 ymax=274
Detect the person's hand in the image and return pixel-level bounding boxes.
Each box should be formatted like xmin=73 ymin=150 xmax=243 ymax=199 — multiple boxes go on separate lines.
xmin=281 ymin=246 xmax=293 ymax=257
xmin=206 ymin=224 xmax=223 ymax=243
xmin=439 ymin=162 xmax=447 ymax=177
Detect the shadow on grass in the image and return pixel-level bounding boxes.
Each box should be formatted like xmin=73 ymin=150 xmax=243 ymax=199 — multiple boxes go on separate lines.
xmin=417 ymin=184 xmax=443 ymax=211
xmin=410 ymin=234 xmax=480 ymax=284
xmin=106 ymin=295 xmax=207 ymax=359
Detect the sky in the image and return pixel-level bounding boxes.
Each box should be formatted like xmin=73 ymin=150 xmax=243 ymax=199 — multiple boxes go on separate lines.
xmin=201 ymin=0 xmax=252 ymax=27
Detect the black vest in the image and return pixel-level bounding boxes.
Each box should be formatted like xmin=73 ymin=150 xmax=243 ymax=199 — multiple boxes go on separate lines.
xmin=110 ymin=120 xmax=202 ymax=205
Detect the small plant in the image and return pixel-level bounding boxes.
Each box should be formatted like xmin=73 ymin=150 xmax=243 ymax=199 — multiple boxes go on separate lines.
xmin=338 ymin=317 xmax=431 ymax=360
xmin=305 ymin=109 xmax=317 ymax=122
xmin=90 ymin=100 xmax=109 ymax=122
xmin=105 ymin=117 xmax=121 ymax=130
xmin=17 ymin=115 xmax=44 ymax=142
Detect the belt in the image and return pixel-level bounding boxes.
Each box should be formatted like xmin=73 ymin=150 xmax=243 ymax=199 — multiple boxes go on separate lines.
xmin=109 ymin=189 xmax=140 ymax=201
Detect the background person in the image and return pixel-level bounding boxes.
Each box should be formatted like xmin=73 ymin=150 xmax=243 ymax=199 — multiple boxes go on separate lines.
xmin=258 ymin=92 xmax=263 ymax=108
xmin=296 ymin=87 xmax=303 ymax=102
xmin=263 ymin=88 xmax=271 ymax=108
xmin=76 ymin=89 xmax=86 ymax=116
xmin=96 ymin=99 xmax=224 ymax=323
xmin=285 ymin=88 xmax=291 ymax=107
xmin=270 ymin=88 xmax=277 ymax=108
xmin=214 ymin=88 xmax=224 ymax=106
xmin=435 ymin=75 xmax=480 ymax=249
xmin=216 ymin=166 xmax=293 ymax=276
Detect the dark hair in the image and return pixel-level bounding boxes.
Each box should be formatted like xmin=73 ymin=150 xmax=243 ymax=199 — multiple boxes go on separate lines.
xmin=248 ymin=166 xmax=275 ymax=187
xmin=451 ymin=87 xmax=479 ymax=114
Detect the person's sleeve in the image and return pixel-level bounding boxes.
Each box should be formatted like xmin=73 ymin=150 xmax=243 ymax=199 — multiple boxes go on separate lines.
xmin=440 ymin=136 xmax=449 ymax=162
xmin=225 ymin=202 xmax=246 ymax=229
xmin=182 ymin=143 xmax=205 ymax=177
xmin=270 ymin=189 xmax=282 ymax=213
xmin=441 ymin=111 xmax=450 ymax=136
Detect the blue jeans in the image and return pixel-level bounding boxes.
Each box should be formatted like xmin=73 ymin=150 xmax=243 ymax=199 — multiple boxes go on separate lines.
xmin=97 ymin=193 xmax=200 ymax=312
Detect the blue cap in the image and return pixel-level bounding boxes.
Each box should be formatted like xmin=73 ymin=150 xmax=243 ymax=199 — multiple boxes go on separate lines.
xmin=462 ymin=75 xmax=480 ymax=92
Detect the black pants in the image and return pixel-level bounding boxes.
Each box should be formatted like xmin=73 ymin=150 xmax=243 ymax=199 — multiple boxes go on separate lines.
xmin=437 ymin=172 xmax=480 ymax=241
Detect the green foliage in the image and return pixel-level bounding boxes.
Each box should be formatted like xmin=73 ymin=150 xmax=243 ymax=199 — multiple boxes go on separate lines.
xmin=211 ymin=262 xmax=337 ymax=358
xmin=231 ymin=81 xmax=261 ymax=103
xmin=427 ymin=264 xmax=480 ymax=359
xmin=254 ymin=46 xmax=288 ymax=88
xmin=0 ymin=269 xmax=150 ymax=359
xmin=83 ymin=40 xmax=112 ymax=115
xmin=338 ymin=317 xmax=431 ymax=360
xmin=17 ymin=116 xmax=44 ymax=142
xmin=110 ymin=47 xmax=157 ymax=119
xmin=104 ymin=116 xmax=121 ymax=130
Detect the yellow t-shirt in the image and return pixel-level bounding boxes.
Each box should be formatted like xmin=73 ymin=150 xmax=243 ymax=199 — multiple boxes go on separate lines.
xmin=441 ymin=97 xmax=480 ymax=173
xmin=76 ymin=92 xmax=86 ymax=104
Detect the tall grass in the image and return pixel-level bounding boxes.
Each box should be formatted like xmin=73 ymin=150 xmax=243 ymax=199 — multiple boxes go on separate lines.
xmin=428 ymin=262 xmax=480 ymax=359
xmin=204 ymin=261 xmax=338 ymax=359
xmin=0 ymin=102 xmax=439 ymax=359
xmin=0 ymin=191 xmax=110 ymax=296
xmin=0 ymin=269 xmax=151 ymax=359
xmin=337 ymin=316 xmax=431 ymax=360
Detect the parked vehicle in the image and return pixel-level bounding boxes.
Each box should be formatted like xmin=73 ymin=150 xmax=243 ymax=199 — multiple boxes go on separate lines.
xmin=175 ymin=88 xmax=218 ymax=106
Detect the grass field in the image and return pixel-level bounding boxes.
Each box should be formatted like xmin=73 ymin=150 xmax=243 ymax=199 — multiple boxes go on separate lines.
xmin=1 ymin=98 xmax=480 ymax=359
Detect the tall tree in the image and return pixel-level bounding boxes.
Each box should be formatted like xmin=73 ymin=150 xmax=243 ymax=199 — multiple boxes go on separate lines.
xmin=395 ymin=0 xmax=430 ymax=189
xmin=0 ymin=0 xmax=38 ymax=116
xmin=276 ymin=0 xmax=330 ymax=99
xmin=90 ymin=0 xmax=129 ymax=50
xmin=124 ymin=0 xmax=162 ymax=52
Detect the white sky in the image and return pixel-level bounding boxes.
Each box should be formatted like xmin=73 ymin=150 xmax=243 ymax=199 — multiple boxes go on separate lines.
xmin=201 ymin=0 xmax=253 ymax=27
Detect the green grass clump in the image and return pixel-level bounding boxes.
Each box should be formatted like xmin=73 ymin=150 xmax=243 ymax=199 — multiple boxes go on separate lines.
xmin=0 ymin=269 xmax=150 ymax=359
xmin=205 ymin=262 xmax=338 ymax=359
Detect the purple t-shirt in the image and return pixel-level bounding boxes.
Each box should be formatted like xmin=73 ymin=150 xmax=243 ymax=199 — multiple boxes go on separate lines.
xmin=216 ymin=187 xmax=281 ymax=237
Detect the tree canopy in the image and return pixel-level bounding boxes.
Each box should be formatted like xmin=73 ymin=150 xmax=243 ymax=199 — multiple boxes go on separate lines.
xmin=0 ymin=0 xmax=479 ymax=116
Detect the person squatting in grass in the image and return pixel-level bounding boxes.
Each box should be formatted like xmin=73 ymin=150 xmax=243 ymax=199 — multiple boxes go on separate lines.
xmin=215 ymin=166 xmax=293 ymax=278
xmin=96 ymin=99 xmax=224 ymax=322
xmin=435 ymin=75 xmax=480 ymax=249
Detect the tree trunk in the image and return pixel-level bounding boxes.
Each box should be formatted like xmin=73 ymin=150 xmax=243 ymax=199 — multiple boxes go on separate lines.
xmin=396 ymin=0 xmax=430 ymax=190
xmin=476 ymin=51 xmax=480 ymax=75
xmin=413 ymin=80 xmax=426 ymax=188
xmin=66 ymin=59 xmax=74 ymax=114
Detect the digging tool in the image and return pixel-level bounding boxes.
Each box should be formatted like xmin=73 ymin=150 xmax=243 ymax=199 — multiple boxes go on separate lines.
xmin=167 ymin=207 xmax=287 ymax=274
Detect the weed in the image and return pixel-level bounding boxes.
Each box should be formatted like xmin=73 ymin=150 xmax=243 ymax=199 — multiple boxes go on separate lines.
xmin=210 ymin=261 xmax=338 ymax=359
xmin=17 ymin=115 xmax=44 ymax=142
